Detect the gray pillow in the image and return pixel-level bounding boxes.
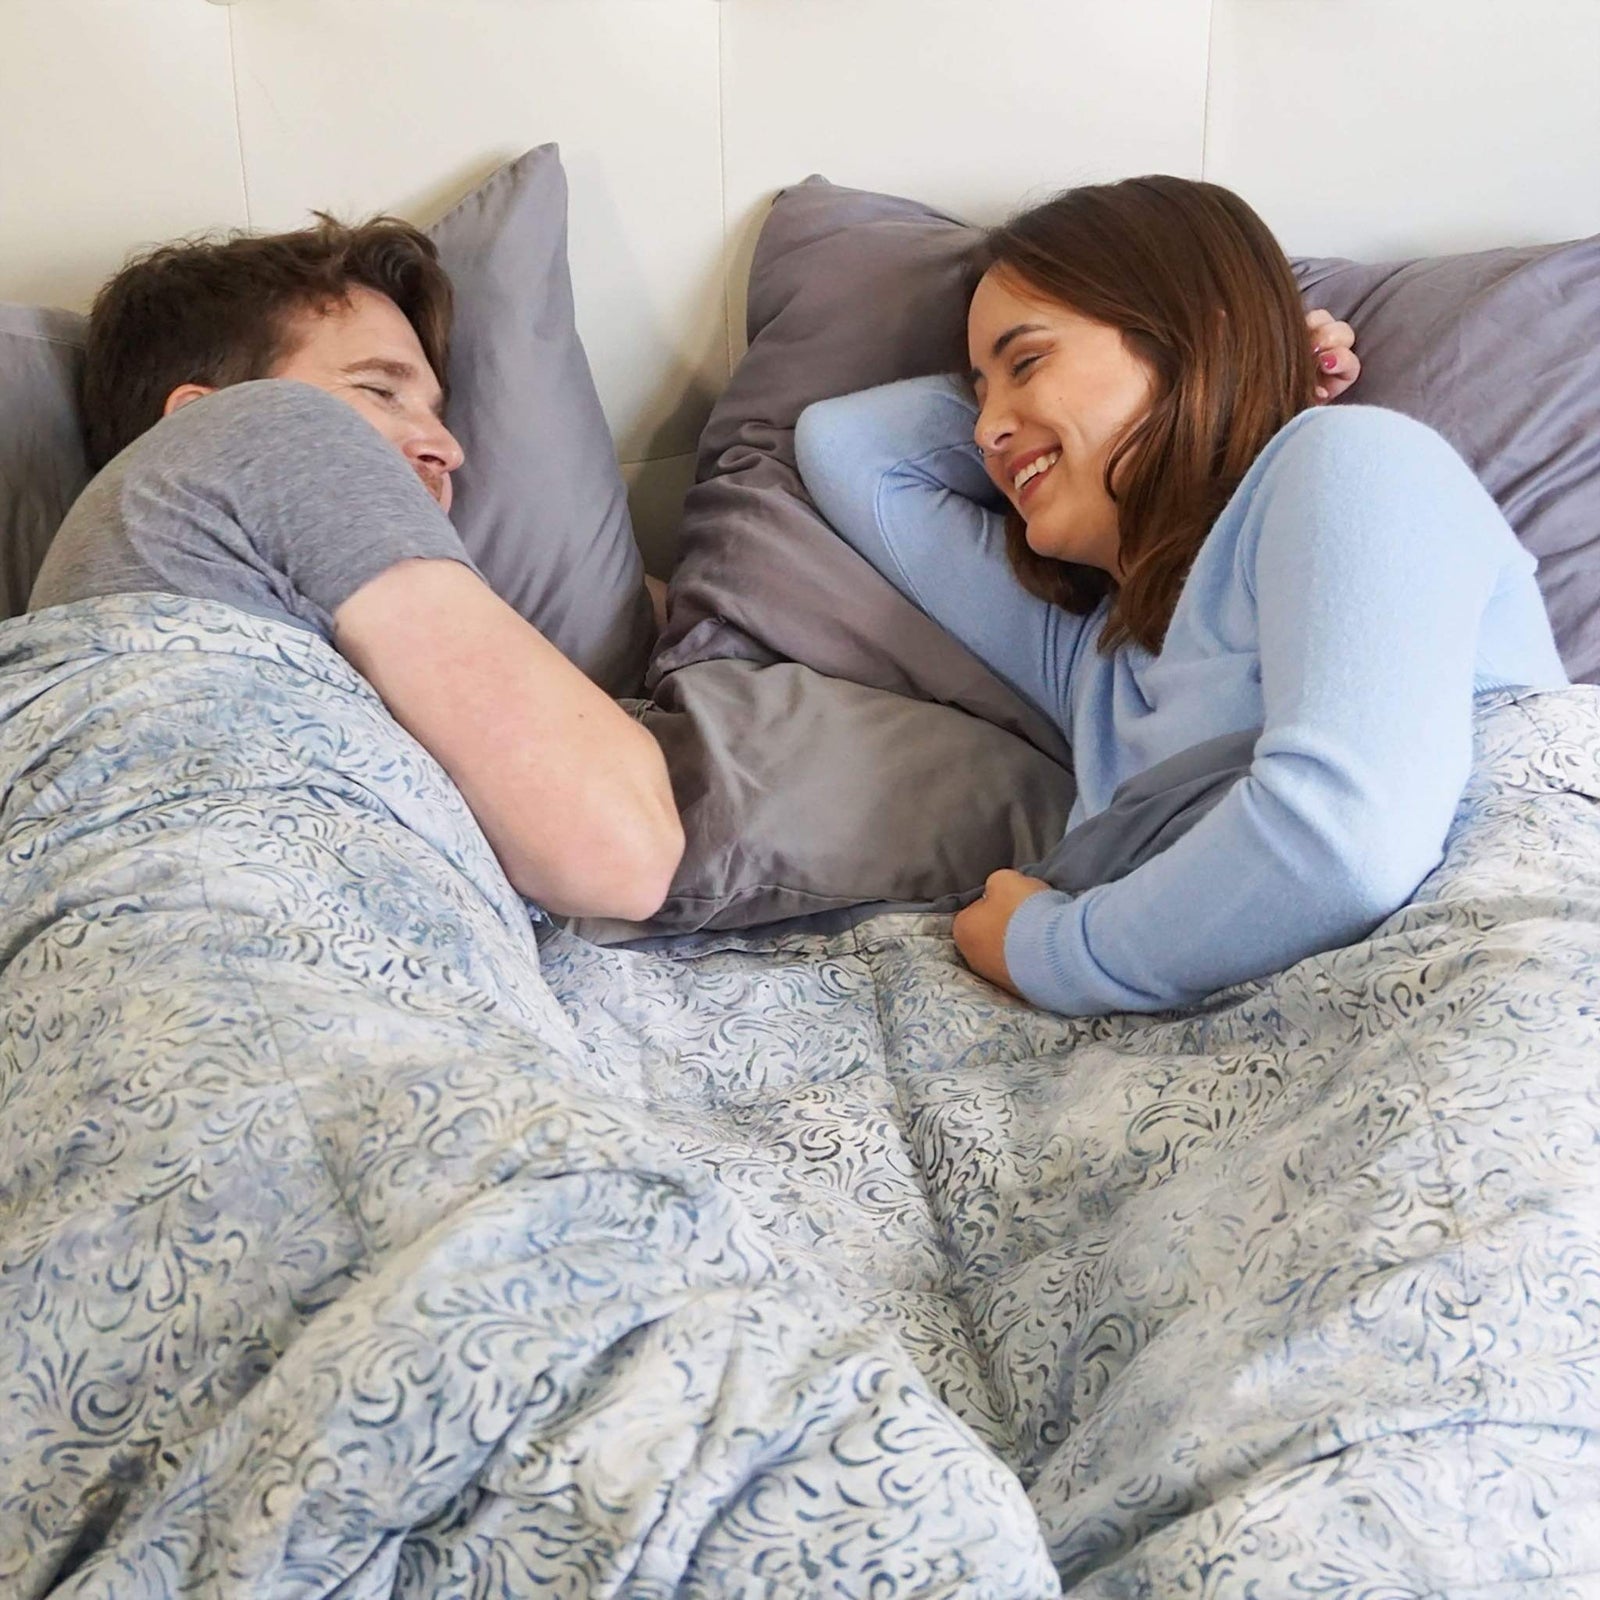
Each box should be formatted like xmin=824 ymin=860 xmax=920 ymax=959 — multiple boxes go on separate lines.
xmin=651 ymin=178 xmax=1068 ymax=758
xmin=1294 ymin=238 xmax=1600 ymax=685
xmin=0 ymin=303 xmax=89 ymax=618
xmin=432 ymin=145 xmax=653 ymax=696
xmin=2 ymin=146 xmax=655 ymax=696
xmin=638 ymin=178 xmax=1077 ymax=935
xmin=578 ymin=659 xmax=1075 ymax=941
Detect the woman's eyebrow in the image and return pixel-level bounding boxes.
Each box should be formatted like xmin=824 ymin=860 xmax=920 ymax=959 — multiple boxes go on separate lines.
xmin=969 ymin=323 xmax=1048 ymax=384
xmin=992 ymin=323 xmax=1045 ymax=358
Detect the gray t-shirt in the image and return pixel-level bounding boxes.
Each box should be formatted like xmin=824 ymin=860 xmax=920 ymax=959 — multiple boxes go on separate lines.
xmin=31 ymin=378 xmax=475 ymax=639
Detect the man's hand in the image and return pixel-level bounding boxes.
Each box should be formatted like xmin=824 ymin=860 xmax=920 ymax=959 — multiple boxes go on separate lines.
xmin=951 ymin=869 xmax=1052 ymax=996
xmin=1305 ymin=309 xmax=1360 ymax=403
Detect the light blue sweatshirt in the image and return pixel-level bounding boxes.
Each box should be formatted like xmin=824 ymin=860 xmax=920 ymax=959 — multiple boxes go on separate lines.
xmin=795 ymin=376 xmax=1567 ymax=1016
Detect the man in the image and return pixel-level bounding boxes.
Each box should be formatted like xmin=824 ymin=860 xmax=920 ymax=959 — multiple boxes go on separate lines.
xmin=30 ymin=217 xmax=684 ymax=922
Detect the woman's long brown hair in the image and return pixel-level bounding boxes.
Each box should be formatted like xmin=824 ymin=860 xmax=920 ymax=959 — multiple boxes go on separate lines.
xmin=978 ymin=176 xmax=1318 ymax=654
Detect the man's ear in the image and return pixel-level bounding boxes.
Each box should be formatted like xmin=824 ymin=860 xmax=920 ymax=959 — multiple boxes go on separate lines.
xmin=163 ymin=383 xmax=217 ymax=417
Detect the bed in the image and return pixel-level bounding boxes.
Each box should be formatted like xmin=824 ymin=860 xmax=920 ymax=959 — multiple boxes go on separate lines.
xmin=5 ymin=30 xmax=1600 ymax=1591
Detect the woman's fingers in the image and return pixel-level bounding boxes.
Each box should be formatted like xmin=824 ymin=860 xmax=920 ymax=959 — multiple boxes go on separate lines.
xmin=1306 ymin=311 xmax=1355 ymax=358
xmin=1314 ymin=346 xmax=1362 ymax=403
xmin=1305 ymin=311 xmax=1360 ymax=403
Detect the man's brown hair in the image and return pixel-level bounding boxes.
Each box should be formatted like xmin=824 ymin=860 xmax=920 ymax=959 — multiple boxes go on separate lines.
xmin=978 ymin=176 xmax=1317 ymax=655
xmin=81 ymin=215 xmax=453 ymax=469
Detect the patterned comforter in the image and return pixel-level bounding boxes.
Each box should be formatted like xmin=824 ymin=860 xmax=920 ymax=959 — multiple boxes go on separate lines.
xmin=4 ymin=596 xmax=1599 ymax=1598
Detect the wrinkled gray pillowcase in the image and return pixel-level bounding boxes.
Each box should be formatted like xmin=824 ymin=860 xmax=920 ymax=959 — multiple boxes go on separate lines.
xmin=636 ymin=178 xmax=1075 ymax=936
xmin=1294 ymin=239 xmax=1600 ymax=685
xmin=573 ymin=659 xmax=1075 ymax=943
xmin=651 ymin=178 xmax=1068 ymax=759
xmin=1 ymin=145 xmax=654 ymax=697
xmin=0 ymin=304 xmax=88 ymax=619
xmin=431 ymin=145 xmax=653 ymax=696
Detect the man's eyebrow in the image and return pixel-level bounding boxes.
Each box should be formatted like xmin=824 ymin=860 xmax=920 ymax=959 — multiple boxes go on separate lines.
xmin=340 ymin=357 xmax=446 ymax=418
xmin=967 ymin=323 xmax=1047 ymax=386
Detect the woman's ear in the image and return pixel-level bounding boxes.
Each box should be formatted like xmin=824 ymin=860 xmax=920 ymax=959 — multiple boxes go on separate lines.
xmin=163 ymin=383 xmax=217 ymax=417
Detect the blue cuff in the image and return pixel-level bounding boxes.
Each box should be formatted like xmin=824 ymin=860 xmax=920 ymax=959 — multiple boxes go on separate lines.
xmin=1002 ymin=888 xmax=1078 ymax=1013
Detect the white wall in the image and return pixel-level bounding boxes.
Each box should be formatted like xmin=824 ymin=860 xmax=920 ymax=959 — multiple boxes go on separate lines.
xmin=3 ymin=0 xmax=1598 ymax=573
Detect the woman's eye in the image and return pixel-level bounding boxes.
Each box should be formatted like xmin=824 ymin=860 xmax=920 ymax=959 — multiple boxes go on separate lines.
xmin=359 ymin=383 xmax=397 ymax=402
xmin=1011 ymin=354 xmax=1041 ymax=380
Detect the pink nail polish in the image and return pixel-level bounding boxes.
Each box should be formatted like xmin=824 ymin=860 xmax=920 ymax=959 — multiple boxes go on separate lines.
xmin=1320 ymin=352 xmax=1338 ymax=372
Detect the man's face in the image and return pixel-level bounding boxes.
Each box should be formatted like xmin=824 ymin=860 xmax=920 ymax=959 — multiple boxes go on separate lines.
xmin=269 ymin=285 xmax=464 ymax=513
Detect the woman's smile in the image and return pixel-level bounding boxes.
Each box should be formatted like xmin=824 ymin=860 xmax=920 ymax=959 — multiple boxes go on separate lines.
xmin=1010 ymin=447 xmax=1061 ymax=504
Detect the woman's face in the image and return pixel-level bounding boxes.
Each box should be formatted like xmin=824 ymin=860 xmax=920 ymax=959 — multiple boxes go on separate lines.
xmin=967 ymin=266 xmax=1156 ymax=576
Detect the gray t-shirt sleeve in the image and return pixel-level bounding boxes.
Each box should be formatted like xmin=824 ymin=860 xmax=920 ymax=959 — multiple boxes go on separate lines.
xmin=30 ymin=378 xmax=477 ymax=639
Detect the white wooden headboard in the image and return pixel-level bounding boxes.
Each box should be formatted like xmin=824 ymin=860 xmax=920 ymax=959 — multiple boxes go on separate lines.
xmin=4 ymin=0 xmax=1598 ymax=573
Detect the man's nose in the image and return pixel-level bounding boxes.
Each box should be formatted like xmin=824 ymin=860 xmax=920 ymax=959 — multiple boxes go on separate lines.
xmin=409 ymin=419 xmax=465 ymax=476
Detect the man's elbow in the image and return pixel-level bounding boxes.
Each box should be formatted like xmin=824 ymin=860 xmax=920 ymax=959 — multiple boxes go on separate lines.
xmin=508 ymin=802 xmax=685 ymax=923
xmin=594 ymin=806 xmax=686 ymax=922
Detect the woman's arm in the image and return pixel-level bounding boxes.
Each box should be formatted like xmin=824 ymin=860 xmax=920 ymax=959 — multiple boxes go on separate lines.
xmin=796 ymin=374 xmax=1091 ymax=731
xmin=982 ymin=405 xmax=1557 ymax=1015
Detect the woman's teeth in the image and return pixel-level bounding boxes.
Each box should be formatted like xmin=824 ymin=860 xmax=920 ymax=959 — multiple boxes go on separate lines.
xmin=1014 ymin=451 xmax=1060 ymax=494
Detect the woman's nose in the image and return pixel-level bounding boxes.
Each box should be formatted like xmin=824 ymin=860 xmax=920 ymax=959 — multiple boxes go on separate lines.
xmin=974 ymin=402 xmax=1015 ymax=459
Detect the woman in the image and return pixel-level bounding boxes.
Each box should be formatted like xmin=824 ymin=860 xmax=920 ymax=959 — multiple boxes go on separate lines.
xmin=796 ymin=176 xmax=1566 ymax=1017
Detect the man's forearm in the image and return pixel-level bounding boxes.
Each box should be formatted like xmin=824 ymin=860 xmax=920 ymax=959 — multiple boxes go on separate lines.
xmin=336 ymin=559 xmax=685 ymax=920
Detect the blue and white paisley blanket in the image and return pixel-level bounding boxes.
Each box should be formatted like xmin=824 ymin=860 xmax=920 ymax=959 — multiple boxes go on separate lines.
xmin=4 ymin=596 xmax=1600 ymax=1599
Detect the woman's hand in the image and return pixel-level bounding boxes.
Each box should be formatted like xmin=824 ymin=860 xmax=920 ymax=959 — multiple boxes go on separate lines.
xmin=952 ymin=869 xmax=1052 ymax=995
xmin=1305 ymin=309 xmax=1360 ymax=403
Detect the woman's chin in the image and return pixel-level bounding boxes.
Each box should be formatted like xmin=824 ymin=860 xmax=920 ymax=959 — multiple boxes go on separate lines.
xmin=1025 ymin=515 xmax=1115 ymax=572
xmin=1023 ymin=521 xmax=1069 ymax=561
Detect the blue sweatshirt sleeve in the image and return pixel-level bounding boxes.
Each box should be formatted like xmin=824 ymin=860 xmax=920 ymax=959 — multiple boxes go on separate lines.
xmin=1003 ymin=406 xmax=1545 ymax=1015
xmin=795 ymin=374 xmax=1090 ymax=732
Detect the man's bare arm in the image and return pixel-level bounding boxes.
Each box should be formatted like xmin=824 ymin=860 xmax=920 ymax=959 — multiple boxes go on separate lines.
xmin=335 ymin=559 xmax=683 ymax=921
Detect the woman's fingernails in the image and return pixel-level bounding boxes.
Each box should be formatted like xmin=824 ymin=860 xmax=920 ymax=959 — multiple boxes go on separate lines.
xmin=1320 ymin=352 xmax=1339 ymax=371
xmin=1315 ymin=386 xmax=1329 ymax=400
